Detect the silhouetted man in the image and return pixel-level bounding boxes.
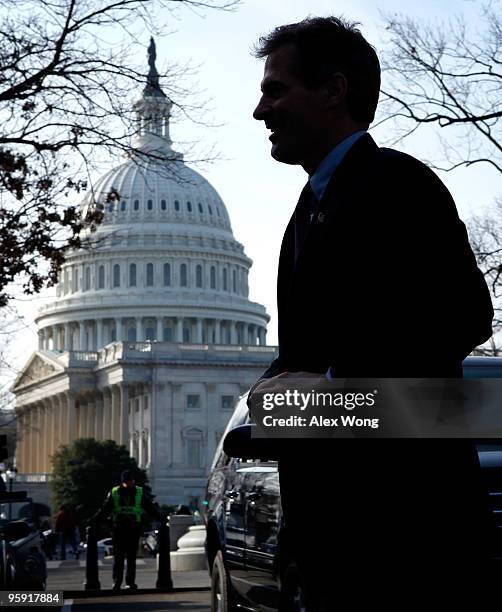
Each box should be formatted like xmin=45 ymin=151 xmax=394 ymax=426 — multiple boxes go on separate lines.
xmin=249 ymin=16 xmax=493 ymax=608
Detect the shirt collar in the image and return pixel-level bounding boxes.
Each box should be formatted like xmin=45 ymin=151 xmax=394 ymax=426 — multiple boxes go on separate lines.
xmin=309 ymin=130 xmax=367 ymax=201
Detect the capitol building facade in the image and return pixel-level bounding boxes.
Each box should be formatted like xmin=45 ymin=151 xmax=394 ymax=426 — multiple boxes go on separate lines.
xmin=12 ymin=40 xmax=275 ymax=506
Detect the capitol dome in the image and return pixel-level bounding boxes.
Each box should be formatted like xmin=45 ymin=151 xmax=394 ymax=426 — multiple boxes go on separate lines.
xmin=36 ymin=39 xmax=270 ymax=352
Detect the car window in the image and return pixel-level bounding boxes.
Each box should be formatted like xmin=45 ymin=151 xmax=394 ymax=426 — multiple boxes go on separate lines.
xmin=211 ymin=394 xmax=249 ymax=471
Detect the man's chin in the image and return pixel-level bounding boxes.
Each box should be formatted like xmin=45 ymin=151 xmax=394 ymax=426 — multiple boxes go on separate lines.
xmin=271 ymin=143 xmax=300 ymax=166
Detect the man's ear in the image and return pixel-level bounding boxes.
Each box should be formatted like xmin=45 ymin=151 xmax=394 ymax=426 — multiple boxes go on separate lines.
xmin=325 ymin=72 xmax=348 ymax=109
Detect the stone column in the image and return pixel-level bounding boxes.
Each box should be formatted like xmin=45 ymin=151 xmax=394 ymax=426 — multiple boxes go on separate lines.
xmin=29 ymin=406 xmax=37 ymax=473
xmin=230 ymin=321 xmax=237 ymax=345
xmin=195 ymin=319 xmax=203 ymax=343
xmin=119 ymin=384 xmax=129 ymax=446
xmin=47 ymin=398 xmax=55 ymax=469
xmin=38 ymin=330 xmax=44 ymax=350
xmin=53 ymin=396 xmax=62 ymax=456
xmin=77 ymin=400 xmax=84 ymax=438
xmin=102 ymin=389 xmax=112 ymax=440
xmin=176 ymin=318 xmax=183 ymax=343
xmin=21 ymin=407 xmax=29 ymax=473
xmin=138 ymin=396 xmax=144 ymax=467
xmin=111 ymin=387 xmax=119 ymax=441
xmin=63 ymin=323 xmax=71 ymax=351
xmin=55 ymin=326 xmax=62 ymax=351
xmin=115 ymin=318 xmax=123 ymax=342
xmin=87 ymin=397 xmax=95 ymax=438
xmin=136 ymin=317 xmax=143 ymax=342
xmin=79 ymin=322 xmax=85 ymax=351
xmin=258 ymin=327 xmax=266 ymax=346
xmin=39 ymin=402 xmax=47 ymax=472
xmin=94 ymin=394 xmax=103 ymax=440
xmin=215 ymin=319 xmax=221 ymax=344
xmin=66 ymin=392 xmax=77 ymax=444
xmin=17 ymin=407 xmax=27 ymax=473
xmin=96 ymin=319 xmax=104 ymax=350
xmin=156 ymin=317 xmax=163 ymax=342
xmin=30 ymin=403 xmax=40 ymax=474
xmin=242 ymin=324 xmax=249 ymax=345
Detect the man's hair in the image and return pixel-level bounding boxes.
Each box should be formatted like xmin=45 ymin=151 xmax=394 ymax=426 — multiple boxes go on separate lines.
xmin=253 ymin=16 xmax=380 ymax=123
xmin=121 ymin=469 xmax=134 ymax=483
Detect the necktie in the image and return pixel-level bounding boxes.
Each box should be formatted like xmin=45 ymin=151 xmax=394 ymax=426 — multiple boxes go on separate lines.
xmin=294 ymin=182 xmax=318 ymax=264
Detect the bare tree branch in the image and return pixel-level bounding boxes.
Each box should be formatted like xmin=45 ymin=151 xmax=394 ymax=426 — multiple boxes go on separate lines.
xmin=0 ymin=0 xmax=240 ymax=306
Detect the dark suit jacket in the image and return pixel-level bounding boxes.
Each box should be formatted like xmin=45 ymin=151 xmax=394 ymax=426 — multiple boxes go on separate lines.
xmin=253 ymin=134 xmax=494 ymax=581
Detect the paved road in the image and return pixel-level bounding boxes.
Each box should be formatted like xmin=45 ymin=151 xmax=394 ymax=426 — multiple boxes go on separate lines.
xmin=44 ymin=558 xmax=211 ymax=611
xmin=64 ymin=591 xmax=210 ymax=611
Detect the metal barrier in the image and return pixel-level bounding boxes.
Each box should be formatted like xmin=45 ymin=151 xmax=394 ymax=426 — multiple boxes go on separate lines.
xmin=156 ymin=522 xmax=173 ymax=591
xmin=84 ymin=526 xmax=101 ymax=591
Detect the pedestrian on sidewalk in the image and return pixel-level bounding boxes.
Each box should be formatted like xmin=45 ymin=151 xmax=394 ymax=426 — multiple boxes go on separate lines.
xmin=89 ymin=469 xmax=163 ymax=591
xmin=54 ymin=504 xmax=78 ymax=560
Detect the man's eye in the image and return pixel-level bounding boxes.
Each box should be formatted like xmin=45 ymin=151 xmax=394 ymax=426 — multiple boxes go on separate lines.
xmin=269 ymin=87 xmax=284 ymax=98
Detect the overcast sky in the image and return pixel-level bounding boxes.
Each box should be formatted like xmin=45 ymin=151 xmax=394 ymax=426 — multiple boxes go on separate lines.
xmin=5 ymin=0 xmax=500 ymax=386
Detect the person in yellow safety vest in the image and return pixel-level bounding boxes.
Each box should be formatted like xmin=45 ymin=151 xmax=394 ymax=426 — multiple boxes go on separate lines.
xmin=90 ymin=469 xmax=163 ymax=591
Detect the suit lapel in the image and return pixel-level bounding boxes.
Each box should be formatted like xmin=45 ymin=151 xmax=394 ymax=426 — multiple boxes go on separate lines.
xmin=292 ymin=133 xmax=379 ymax=270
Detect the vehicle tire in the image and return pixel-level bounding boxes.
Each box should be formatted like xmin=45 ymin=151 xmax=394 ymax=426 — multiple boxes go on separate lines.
xmin=5 ymin=553 xmax=16 ymax=588
xmin=211 ymin=550 xmax=236 ymax=612
xmin=280 ymin=560 xmax=307 ymax=612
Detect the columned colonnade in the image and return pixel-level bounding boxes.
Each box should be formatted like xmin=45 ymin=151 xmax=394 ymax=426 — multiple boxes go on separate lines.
xmin=38 ymin=316 xmax=267 ymax=351
xmin=16 ymin=384 xmax=131 ymax=474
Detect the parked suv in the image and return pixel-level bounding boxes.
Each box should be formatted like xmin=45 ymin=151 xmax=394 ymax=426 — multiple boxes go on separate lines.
xmin=204 ymin=356 xmax=502 ymax=612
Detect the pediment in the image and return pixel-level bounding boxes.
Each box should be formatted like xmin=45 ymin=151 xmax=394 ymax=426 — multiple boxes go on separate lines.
xmin=12 ymin=351 xmax=66 ymax=391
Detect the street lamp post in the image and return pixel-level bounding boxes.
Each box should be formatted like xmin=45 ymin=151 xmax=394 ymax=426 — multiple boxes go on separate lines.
xmin=5 ymin=467 xmax=18 ymax=520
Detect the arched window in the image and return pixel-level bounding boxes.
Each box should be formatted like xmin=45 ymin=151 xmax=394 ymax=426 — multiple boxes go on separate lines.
xmin=134 ymin=199 xmax=140 ymax=211
xmin=223 ymin=268 xmax=228 ymax=291
xmin=145 ymin=326 xmax=155 ymax=341
xmin=127 ymin=326 xmax=137 ymax=342
xmin=113 ymin=264 xmax=120 ymax=287
xmin=163 ymin=263 xmax=171 ymax=286
xmin=174 ymin=200 xmax=180 ymax=211
xmin=232 ymin=269 xmax=237 ymax=293
xmin=129 ymin=263 xmax=137 ymax=287
xmin=161 ymin=199 xmax=167 ymax=210
xmin=147 ymin=199 xmax=153 ymax=211
xmin=198 ymin=202 xmax=203 ymax=214
xmin=208 ymin=204 xmax=213 ymax=215
xmin=98 ymin=265 xmax=105 ymax=289
xmin=210 ymin=266 xmax=216 ymax=289
xmin=120 ymin=201 xmax=126 ymax=211
xmin=84 ymin=267 xmax=91 ymax=291
xmin=187 ymin=201 xmax=192 ymax=213
xmin=146 ymin=263 xmax=154 ymax=286
xmin=180 ymin=263 xmax=187 ymax=287
xmin=196 ymin=265 xmax=203 ymax=288
xmin=163 ymin=327 xmax=173 ymax=342
xmin=216 ymin=207 xmax=221 ymax=217
xmin=183 ymin=327 xmax=190 ymax=342
xmin=108 ymin=202 xmax=114 ymax=213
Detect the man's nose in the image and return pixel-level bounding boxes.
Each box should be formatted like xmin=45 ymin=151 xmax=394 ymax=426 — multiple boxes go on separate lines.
xmin=253 ymin=96 xmax=269 ymax=121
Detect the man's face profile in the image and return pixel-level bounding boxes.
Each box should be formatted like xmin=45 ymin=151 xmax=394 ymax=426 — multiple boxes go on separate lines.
xmin=253 ymin=43 xmax=330 ymax=170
